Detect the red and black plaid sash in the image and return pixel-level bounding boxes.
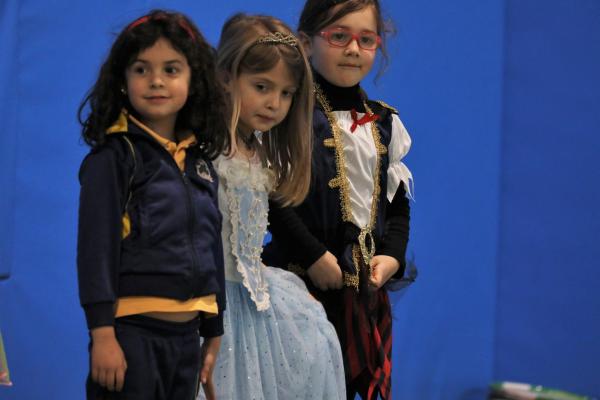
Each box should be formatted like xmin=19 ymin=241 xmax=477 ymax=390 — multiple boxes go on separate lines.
xmin=342 ymin=261 xmax=393 ymax=399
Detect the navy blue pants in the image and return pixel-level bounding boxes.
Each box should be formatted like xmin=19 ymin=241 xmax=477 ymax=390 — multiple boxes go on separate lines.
xmin=86 ymin=315 xmax=202 ymax=400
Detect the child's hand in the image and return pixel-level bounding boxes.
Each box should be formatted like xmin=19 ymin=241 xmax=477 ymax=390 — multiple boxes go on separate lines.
xmin=307 ymin=251 xmax=343 ymax=290
xmin=369 ymin=255 xmax=400 ymax=289
xmin=90 ymin=326 xmax=127 ymax=392
xmin=200 ymin=335 xmax=222 ymax=400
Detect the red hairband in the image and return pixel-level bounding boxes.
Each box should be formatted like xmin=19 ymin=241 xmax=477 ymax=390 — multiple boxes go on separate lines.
xmin=127 ymin=14 xmax=196 ymax=41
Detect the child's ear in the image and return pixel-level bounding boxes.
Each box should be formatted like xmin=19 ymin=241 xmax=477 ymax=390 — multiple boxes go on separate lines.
xmin=219 ymin=70 xmax=232 ymax=92
xmin=298 ymin=31 xmax=313 ymax=57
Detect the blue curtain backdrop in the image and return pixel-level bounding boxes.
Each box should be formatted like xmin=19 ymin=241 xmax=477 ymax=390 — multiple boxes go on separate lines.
xmin=0 ymin=0 xmax=598 ymax=399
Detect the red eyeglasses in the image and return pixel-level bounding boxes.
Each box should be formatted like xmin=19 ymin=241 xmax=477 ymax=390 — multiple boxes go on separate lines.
xmin=319 ymin=28 xmax=381 ymax=50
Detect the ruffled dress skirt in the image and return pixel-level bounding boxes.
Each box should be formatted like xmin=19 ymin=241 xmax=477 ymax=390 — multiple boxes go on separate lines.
xmin=199 ymin=267 xmax=346 ymax=399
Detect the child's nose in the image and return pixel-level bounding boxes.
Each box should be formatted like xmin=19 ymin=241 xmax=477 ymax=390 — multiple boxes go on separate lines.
xmin=345 ymin=38 xmax=361 ymax=54
xmin=150 ymin=73 xmax=165 ymax=88
xmin=267 ymin=94 xmax=281 ymax=110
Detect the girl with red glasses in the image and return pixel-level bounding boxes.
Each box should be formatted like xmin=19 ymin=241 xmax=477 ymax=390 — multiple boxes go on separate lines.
xmin=264 ymin=1 xmax=414 ymax=399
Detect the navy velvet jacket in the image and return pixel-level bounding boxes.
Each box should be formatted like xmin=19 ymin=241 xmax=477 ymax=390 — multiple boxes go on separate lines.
xmin=263 ymin=78 xmax=410 ymax=281
xmin=77 ymin=118 xmax=225 ymax=336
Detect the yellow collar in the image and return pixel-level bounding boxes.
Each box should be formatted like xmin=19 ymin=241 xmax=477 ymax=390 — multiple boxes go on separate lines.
xmin=107 ymin=110 xmax=196 ymax=171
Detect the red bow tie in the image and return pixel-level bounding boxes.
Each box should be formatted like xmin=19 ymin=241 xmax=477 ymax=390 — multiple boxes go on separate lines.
xmin=350 ymin=109 xmax=379 ymax=132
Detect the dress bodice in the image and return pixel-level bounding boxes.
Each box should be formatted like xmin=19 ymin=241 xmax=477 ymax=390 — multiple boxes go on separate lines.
xmin=214 ymin=154 xmax=275 ymax=311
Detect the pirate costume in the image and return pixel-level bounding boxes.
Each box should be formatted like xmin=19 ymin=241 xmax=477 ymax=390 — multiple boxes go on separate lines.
xmin=264 ymin=72 xmax=413 ymax=399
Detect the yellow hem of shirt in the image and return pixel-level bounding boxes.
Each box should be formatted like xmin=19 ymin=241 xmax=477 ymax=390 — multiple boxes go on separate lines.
xmin=115 ymin=295 xmax=218 ymax=318
xmin=107 ymin=110 xmax=217 ymax=318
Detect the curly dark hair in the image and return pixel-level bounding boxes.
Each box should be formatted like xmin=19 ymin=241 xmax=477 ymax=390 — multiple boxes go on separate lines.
xmin=78 ymin=9 xmax=229 ymax=158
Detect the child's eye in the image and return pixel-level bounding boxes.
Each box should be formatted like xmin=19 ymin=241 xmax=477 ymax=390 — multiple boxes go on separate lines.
xmin=331 ymin=31 xmax=350 ymax=43
xmin=132 ymin=65 xmax=147 ymax=75
xmin=360 ymin=35 xmax=376 ymax=46
xmin=255 ymin=83 xmax=267 ymax=92
xmin=282 ymin=90 xmax=295 ymax=98
xmin=165 ymin=66 xmax=179 ymax=75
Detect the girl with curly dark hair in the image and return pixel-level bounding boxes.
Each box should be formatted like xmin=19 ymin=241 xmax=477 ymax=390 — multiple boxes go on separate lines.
xmin=77 ymin=10 xmax=228 ymax=400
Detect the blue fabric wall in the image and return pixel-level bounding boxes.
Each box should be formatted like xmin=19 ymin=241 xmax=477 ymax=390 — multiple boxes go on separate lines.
xmin=494 ymin=0 xmax=600 ymax=395
xmin=387 ymin=1 xmax=504 ymax=398
xmin=0 ymin=1 xmax=598 ymax=399
xmin=0 ymin=0 xmax=18 ymax=280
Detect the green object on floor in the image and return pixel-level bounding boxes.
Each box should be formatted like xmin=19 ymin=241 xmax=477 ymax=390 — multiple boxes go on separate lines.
xmin=0 ymin=330 xmax=12 ymax=386
xmin=490 ymin=381 xmax=593 ymax=400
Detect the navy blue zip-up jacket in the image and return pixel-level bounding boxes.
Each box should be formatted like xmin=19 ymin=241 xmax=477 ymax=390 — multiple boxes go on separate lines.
xmin=77 ymin=118 xmax=225 ymax=337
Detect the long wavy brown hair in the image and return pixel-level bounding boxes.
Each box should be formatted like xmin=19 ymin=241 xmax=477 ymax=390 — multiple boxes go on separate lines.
xmin=217 ymin=13 xmax=313 ymax=206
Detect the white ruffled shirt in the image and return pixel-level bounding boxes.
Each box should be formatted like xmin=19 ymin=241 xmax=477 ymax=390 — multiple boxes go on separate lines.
xmin=333 ymin=111 xmax=413 ymax=228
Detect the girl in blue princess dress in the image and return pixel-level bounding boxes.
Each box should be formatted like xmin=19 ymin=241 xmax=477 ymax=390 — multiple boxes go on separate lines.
xmin=197 ymin=13 xmax=345 ymax=400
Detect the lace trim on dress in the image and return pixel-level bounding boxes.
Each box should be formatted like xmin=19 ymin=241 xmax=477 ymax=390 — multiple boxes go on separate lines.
xmin=215 ymin=156 xmax=275 ymax=311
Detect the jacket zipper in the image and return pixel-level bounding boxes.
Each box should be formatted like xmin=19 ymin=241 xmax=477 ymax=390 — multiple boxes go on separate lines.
xmin=128 ymin=133 xmax=202 ymax=298
xmin=152 ymin=139 xmax=200 ymax=298
xmin=181 ymin=169 xmax=201 ymax=298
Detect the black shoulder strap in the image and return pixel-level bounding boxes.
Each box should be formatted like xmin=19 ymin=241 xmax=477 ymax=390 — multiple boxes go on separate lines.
xmin=372 ymin=100 xmax=399 ymax=115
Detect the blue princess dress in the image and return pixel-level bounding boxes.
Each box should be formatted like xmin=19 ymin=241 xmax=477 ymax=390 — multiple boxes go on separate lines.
xmin=198 ymin=154 xmax=346 ymax=400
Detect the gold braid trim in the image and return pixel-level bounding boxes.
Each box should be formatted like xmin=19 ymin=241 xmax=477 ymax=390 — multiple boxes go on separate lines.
xmin=287 ymin=263 xmax=360 ymax=290
xmin=314 ymin=84 xmax=385 ymax=291
xmin=315 ymin=84 xmax=353 ymax=223
xmin=349 ymin=244 xmax=363 ymax=291
xmin=288 ymin=263 xmax=306 ymax=277
xmin=363 ymin=102 xmax=384 ymax=230
xmin=374 ymin=100 xmax=399 ymax=114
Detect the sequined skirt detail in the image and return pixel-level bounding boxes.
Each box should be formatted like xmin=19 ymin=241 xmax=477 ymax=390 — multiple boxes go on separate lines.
xmin=198 ymin=266 xmax=346 ymax=400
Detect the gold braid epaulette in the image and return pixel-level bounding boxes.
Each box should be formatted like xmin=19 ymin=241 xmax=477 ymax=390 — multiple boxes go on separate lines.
xmin=373 ymin=100 xmax=399 ymax=115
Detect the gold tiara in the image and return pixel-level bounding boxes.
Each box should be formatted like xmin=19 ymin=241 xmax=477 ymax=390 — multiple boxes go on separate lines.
xmin=256 ymin=32 xmax=298 ymax=47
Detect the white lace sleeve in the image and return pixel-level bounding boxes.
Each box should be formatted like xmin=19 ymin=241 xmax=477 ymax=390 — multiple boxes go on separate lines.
xmin=387 ymin=114 xmax=414 ymax=201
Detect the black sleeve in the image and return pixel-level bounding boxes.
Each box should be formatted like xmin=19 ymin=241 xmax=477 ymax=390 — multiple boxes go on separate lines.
xmin=77 ymin=143 xmax=131 ymax=330
xmin=378 ymin=183 xmax=411 ymax=279
xmin=268 ymin=200 xmax=327 ymax=269
xmin=199 ymin=312 xmax=223 ymax=338
xmin=199 ymin=239 xmax=225 ymax=337
xmin=200 ymin=182 xmax=225 ymax=338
